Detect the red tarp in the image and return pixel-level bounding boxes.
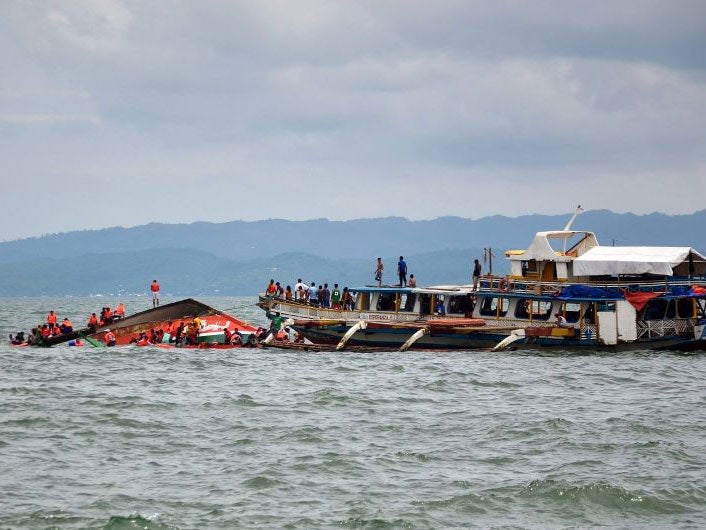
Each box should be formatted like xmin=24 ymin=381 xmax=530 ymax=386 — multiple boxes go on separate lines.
xmin=623 ymin=290 xmax=664 ymax=311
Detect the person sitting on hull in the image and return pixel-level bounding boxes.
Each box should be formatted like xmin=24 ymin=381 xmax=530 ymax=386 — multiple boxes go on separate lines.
xmin=104 ymin=329 xmax=117 ymax=347
xmin=60 ymin=318 xmax=73 ymax=334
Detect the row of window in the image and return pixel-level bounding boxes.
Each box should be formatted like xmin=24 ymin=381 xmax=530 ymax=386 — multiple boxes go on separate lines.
xmin=371 ymin=293 xmax=700 ymax=321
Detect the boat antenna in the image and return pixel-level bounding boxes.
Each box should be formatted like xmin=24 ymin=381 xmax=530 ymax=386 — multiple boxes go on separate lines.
xmin=563 ymin=205 xmax=584 ymax=232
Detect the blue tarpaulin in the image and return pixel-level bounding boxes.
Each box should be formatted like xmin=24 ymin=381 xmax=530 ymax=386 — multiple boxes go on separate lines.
xmin=555 ymin=285 xmax=623 ymax=300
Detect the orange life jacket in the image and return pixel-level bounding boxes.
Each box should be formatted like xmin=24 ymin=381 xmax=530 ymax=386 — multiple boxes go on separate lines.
xmin=47 ymin=313 xmax=57 ymax=324
xmin=63 ymin=319 xmax=73 ymax=328
xmin=115 ymin=304 xmax=125 ymax=316
xmin=151 ymin=282 xmax=160 ymax=292
xmin=88 ymin=314 xmax=98 ymax=326
xmin=105 ymin=331 xmax=116 ymax=343
xmin=266 ymin=283 xmax=277 ymax=294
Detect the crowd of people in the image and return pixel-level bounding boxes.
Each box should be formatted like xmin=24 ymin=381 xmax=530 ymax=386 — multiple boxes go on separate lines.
xmin=264 ymin=278 xmax=357 ymax=309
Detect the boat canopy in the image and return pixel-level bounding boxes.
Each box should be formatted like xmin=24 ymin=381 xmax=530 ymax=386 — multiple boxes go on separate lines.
xmin=508 ymin=230 xmax=599 ymax=262
xmin=573 ymin=246 xmax=706 ymax=277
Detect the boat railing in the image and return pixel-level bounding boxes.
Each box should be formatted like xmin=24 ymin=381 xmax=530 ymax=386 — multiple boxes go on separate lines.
xmin=636 ymin=318 xmax=693 ymax=339
xmin=479 ymin=277 xmax=702 ymax=296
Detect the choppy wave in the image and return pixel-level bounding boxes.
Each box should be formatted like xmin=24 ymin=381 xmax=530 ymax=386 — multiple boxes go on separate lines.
xmin=1 ymin=296 xmax=706 ymax=528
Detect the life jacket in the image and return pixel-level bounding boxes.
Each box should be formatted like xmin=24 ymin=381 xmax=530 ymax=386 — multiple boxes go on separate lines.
xmin=105 ymin=308 xmax=113 ymax=318
xmin=137 ymin=337 xmax=150 ymax=346
xmin=47 ymin=313 xmax=57 ymax=325
xmin=266 ymin=283 xmax=277 ymax=294
xmin=88 ymin=314 xmax=98 ymax=326
xmin=115 ymin=304 xmax=125 ymax=316
xmin=104 ymin=331 xmax=116 ymax=343
xmin=151 ymin=282 xmax=160 ymax=292
xmin=276 ymin=329 xmax=287 ymax=340
xmin=63 ymin=319 xmax=73 ymax=328
xmin=41 ymin=327 xmax=50 ymax=338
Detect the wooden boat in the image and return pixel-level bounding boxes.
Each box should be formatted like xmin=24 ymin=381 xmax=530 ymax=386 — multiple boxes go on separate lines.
xmin=87 ymin=298 xmax=259 ymax=347
xmin=33 ymin=298 xmax=259 ymax=348
xmin=258 ymin=210 xmax=706 ymax=352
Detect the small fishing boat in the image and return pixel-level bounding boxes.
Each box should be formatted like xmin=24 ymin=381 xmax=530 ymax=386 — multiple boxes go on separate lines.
xmin=258 ymin=210 xmax=706 ymax=351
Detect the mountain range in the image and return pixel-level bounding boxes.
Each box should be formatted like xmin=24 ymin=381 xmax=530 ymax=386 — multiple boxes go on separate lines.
xmin=0 ymin=209 xmax=704 ymax=296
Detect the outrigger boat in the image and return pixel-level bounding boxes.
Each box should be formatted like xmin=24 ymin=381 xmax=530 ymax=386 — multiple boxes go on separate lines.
xmin=35 ymin=298 xmax=259 ymax=348
xmin=258 ymin=211 xmax=706 ymax=351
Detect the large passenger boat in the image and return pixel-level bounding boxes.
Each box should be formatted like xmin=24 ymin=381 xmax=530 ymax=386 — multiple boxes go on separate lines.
xmin=258 ymin=213 xmax=706 ymax=351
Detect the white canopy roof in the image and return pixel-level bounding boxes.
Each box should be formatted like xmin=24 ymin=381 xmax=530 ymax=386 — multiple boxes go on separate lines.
xmin=512 ymin=230 xmax=599 ymax=261
xmin=573 ymin=246 xmax=706 ymax=276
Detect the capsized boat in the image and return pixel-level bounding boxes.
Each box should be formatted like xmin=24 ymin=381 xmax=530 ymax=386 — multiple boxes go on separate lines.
xmin=258 ymin=211 xmax=706 ymax=351
xmin=85 ymin=298 xmax=260 ymax=347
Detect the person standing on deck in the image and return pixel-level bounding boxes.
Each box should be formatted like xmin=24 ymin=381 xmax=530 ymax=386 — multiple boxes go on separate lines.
xmin=397 ymin=256 xmax=407 ymax=286
xmin=375 ymin=258 xmax=384 ymax=287
xmin=151 ymin=280 xmax=160 ymax=307
xmin=47 ymin=310 xmax=57 ymax=331
xmin=472 ymin=259 xmax=482 ymax=292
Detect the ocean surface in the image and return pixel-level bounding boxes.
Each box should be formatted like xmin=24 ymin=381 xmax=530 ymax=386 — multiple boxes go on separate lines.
xmin=1 ymin=296 xmax=705 ymax=529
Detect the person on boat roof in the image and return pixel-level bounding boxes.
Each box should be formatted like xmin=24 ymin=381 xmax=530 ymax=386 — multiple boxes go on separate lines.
xmin=375 ymin=258 xmax=384 ymax=287
xmin=472 ymin=259 xmax=482 ymax=292
xmin=408 ymin=274 xmax=417 ymax=288
xmin=397 ymin=256 xmax=407 ymax=287
xmin=151 ymin=280 xmax=160 ymax=308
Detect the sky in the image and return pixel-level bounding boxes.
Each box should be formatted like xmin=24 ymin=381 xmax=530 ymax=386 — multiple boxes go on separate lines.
xmin=1 ymin=1 xmax=705 ymax=241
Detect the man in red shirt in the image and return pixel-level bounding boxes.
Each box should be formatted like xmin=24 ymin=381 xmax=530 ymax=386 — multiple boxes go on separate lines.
xmin=150 ymin=280 xmax=160 ymax=307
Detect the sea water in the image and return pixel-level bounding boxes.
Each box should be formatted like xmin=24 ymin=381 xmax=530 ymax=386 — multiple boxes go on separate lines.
xmin=1 ymin=296 xmax=705 ymax=529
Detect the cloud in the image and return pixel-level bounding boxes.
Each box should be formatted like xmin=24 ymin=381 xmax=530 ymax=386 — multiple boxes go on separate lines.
xmin=0 ymin=1 xmax=705 ymax=240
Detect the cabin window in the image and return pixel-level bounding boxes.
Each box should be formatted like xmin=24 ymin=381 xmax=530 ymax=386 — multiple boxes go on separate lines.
xmin=400 ymin=293 xmax=416 ymax=312
xmin=582 ymin=303 xmax=596 ymax=324
xmin=480 ymin=297 xmax=508 ymax=317
xmin=531 ymin=300 xmax=552 ymax=320
xmin=597 ymin=301 xmax=616 ymax=312
xmin=418 ymin=294 xmax=432 ymax=315
xmin=515 ymin=299 xmax=530 ymax=319
xmin=677 ymin=298 xmax=694 ymax=318
xmin=562 ymin=302 xmax=581 ymax=323
xmin=376 ymin=293 xmax=396 ymax=311
xmin=643 ymin=299 xmax=668 ymax=320
xmin=448 ymin=295 xmax=473 ymax=315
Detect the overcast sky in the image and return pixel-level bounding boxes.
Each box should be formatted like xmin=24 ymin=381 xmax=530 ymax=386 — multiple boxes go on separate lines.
xmin=1 ymin=1 xmax=705 ymax=241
